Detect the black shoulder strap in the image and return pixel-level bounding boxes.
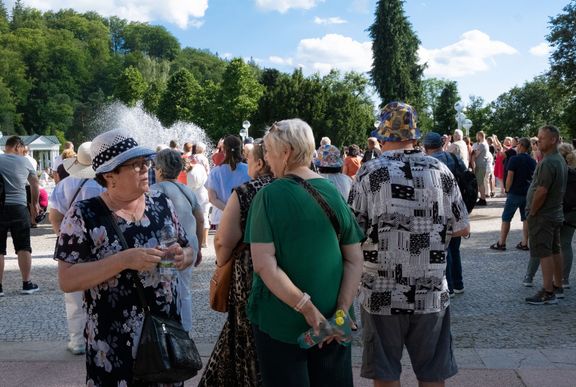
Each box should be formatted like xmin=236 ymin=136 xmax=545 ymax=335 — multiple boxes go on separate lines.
xmin=94 ymin=196 xmax=150 ymax=312
xmin=284 ymin=174 xmax=341 ymax=240
xmin=68 ymin=179 xmax=89 ymax=208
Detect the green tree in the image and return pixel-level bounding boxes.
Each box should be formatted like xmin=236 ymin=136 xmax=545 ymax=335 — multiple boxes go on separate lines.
xmin=433 ymin=81 xmax=459 ymax=134
xmin=0 ymin=78 xmax=17 ymax=134
xmin=157 ymin=68 xmax=201 ymax=127
xmin=172 ymin=48 xmax=228 ymax=84
xmin=114 ymin=66 xmax=147 ymax=107
xmin=0 ymin=0 xmax=9 ymax=32
xmin=214 ymin=58 xmax=264 ymax=140
xmin=548 ymin=1 xmax=576 ymax=88
xmin=417 ymin=78 xmax=452 ymax=132
xmin=122 ymin=22 xmax=180 ymax=61
xmin=142 ymin=80 xmax=165 ymax=113
xmin=465 ymin=96 xmax=491 ymax=137
xmin=369 ymin=0 xmax=424 ymax=106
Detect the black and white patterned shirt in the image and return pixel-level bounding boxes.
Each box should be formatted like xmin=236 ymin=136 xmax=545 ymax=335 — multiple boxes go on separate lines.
xmin=348 ymin=149 xmax=469 ymax=315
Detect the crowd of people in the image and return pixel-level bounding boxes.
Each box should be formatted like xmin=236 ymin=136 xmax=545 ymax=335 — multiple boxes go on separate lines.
xmin=0 ymin=99 xmax=575 ymax=386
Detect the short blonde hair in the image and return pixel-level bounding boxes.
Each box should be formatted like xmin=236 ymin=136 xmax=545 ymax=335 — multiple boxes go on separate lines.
xmin=61 ymin=149 xmax=76 ymax=159
xmin=265 ymin=119 xmax=315 ymax=169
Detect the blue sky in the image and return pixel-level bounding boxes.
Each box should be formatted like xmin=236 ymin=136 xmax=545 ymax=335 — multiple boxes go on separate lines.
xmin=11 ymin=0 xmax=570 ymax=104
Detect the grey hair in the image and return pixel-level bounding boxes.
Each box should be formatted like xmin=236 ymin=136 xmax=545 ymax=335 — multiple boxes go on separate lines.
xmin=265 ymin=119 xmax=316 ymax=169
xmin=320 ymin=136 xmax=331 ymax=146
xmin=155 ymin=149 xmax=183 ymax=180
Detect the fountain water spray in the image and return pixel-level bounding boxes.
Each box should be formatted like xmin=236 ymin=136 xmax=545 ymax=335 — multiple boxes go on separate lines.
xmin=89 ymin=101 xmax=213 ymax=153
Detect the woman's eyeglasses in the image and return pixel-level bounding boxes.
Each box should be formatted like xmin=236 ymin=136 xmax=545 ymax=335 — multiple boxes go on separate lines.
xmin=121 ymin=159 xmax=153 ymax=173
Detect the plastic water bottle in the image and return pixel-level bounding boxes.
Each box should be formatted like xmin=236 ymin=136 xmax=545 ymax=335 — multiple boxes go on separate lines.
xmin=158 ymin=224 xmax=177 ymax=277
xmin=297 ymin=309 xmax=352 ymax=349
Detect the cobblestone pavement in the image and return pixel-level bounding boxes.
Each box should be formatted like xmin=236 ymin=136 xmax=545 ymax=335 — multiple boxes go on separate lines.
xmin=1 ymin=197 xmax=575 ymax=348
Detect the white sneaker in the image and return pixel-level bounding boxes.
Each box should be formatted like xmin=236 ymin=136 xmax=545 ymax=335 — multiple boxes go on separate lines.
xmin=453 ymin=288 xmax=465 ymax=294
xmin=67 ymin=342 xmax=85 ymax=355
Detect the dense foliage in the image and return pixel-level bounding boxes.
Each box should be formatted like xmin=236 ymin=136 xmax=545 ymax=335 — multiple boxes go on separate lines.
xmin=0 ymin=1 xmax=375 ymax=147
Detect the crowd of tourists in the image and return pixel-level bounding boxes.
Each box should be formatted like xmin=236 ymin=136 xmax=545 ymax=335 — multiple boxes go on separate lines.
xmin=0 ymin=100 xmax=575 ymax=386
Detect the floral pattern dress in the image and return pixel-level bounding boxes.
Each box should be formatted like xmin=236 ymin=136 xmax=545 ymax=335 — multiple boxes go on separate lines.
xmin=54 ymin=191 xmax=189 ymax=387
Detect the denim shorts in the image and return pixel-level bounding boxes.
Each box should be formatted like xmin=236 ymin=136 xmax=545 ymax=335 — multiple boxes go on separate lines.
xmin=0 ymin=205 xmax=32 ymax=255
xmin=501 ymin=193 xmax=527 ymax=222
xmin=361 ymin=307 xmax=457 ymax=382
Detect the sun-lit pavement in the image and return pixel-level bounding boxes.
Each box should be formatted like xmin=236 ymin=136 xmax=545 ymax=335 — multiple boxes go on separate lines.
xmin=2 ymin=196 xmax=576 ymax=386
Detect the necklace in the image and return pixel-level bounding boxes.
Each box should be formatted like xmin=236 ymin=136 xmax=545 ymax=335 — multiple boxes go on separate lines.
xmin=104 ymin=192 xmax=144 ymax=222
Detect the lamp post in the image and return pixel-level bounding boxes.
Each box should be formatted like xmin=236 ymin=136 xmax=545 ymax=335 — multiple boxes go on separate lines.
xmin=454 ymin=101 xmax=472 ymax=136
xmin=242 ymin=120 xmax=251 ymax=138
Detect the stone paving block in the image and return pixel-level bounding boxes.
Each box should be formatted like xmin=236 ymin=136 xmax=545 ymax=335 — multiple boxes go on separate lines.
xmin=540 ymin=349 xmax=576 ymax=369
xmin=518 ymin=369 xmax=576 ymax=387
xmin=447 ymin=369 xmax=524 ymax=386
xmin=477 ymin=348 xmax=553 ymax=369
xmin=454 ymin=348 xmax=486 ymax=368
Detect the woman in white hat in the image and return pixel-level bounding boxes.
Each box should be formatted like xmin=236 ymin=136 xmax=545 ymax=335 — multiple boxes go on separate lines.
xmin=55 ymin=129 xmax=195 ymax=386
xmin=49 ymin=142 xmax=105 ymax=356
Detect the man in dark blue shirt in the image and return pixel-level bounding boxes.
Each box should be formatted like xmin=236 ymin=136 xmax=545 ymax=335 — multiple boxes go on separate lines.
xmin=490 ymin=137 xmax=536 ymax=252
xmin=424 ymin=132 xmax=468 ymax=297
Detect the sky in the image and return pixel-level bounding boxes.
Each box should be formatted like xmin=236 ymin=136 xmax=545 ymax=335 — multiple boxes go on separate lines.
xmin=7 ymin=0 xmax=571 ymax=104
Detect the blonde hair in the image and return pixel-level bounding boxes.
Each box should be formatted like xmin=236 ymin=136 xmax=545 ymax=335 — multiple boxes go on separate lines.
xmin=559 ymin=143 xmax=576 ymax=168
xmin=265 ymin=119 xmax=315 ymax=170
xmin=61 ymin=149 xmax=76 ymax=160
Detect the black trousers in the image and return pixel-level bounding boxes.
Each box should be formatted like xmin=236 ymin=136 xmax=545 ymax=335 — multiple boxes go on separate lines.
xmin=252 ymin=325 xmax=353 ymax=387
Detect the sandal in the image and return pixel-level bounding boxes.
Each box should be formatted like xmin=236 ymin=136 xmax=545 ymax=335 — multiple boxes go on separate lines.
xmin=489 ymin=242 xmax=506 ymax=251
xmin=516 ymin=242 xmax=529 ymax=251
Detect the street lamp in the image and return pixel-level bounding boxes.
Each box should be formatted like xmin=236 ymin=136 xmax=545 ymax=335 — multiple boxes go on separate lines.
xmin=242 ymin=120 xmax=251 ymax=138
xmin=454 ymin=101 xmax=473 ymax=136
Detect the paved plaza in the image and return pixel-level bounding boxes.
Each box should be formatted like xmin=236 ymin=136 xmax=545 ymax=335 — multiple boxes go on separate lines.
xmin=1 ymin=196 xmax=576 ymax=386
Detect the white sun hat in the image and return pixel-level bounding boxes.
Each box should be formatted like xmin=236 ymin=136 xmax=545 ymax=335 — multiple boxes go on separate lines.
xmin=91 ymin=129 xmax=155 ymax=175
xmin=62 ymin=142 xmax=96 ymax=179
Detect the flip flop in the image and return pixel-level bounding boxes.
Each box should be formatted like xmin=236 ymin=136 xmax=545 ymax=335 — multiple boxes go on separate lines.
xmin=516 ymin=242 xmax=529 ymax=251
xmin=489 ymin=242 xmax=506 ymax=251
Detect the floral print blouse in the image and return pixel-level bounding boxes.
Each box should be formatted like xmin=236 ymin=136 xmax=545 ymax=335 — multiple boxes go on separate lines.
xmin=55 ymin=191 xmax=189 ymax=386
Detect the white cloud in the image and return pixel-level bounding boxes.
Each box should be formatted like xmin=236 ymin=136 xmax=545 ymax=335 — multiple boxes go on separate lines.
xmin=269 ymin=56 xmax=294 ymax=66
xmin=529 ymin=42 xmax=551 ymax=57
xmin=350 ymin=0 xmax=370 ymax=13
xmin=314 ymin=16 xmax=347 ymax=25
xmin=418 ymin=30 xmax=517 ymax=77
xmin=13 ymin=0 xmax=208 ymax=29
xmin=254 ymin=0 xmax=323 ymax=13
xmin=295 ymin=34 xmax=372 ymax=73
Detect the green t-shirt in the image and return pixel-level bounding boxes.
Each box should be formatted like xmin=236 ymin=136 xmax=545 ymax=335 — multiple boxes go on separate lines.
xmin=526 ymin=150 xmax=567 ymax=222
xmin=244 ymin=178 xmax=365 ymax=344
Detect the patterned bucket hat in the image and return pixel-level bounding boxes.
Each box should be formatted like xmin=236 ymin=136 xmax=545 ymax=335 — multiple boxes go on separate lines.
xmin=371 ymin=101 xmax=420 ymax=142
xmin=315 ymin=144 xmax=343 ymax=168
xmin=91 ymin=129 xmax=155 ymax=174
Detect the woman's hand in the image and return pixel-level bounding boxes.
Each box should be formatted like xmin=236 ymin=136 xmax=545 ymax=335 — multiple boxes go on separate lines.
xmin=172 ymin=245 xmax=193 ymax=270
xmin=124 ymin=248 xmax=163 ymax=272
xmin=300 ymin=301 xmax=326 ymax=336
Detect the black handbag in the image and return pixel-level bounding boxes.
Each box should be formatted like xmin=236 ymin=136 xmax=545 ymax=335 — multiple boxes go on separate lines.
xmin=96 ymin=197 xmax=203 ymax=383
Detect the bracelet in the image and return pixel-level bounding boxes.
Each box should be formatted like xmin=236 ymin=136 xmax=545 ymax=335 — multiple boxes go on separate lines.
xmin=293 ymin=292 xmax=311 ymax=312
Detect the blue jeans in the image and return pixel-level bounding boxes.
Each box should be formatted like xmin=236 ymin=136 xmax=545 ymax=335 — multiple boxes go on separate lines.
xmin=446 ymin=237 xmax=463 ymax=292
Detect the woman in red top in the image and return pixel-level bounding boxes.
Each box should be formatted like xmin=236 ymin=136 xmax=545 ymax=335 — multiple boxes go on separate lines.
xmin=342 ymin=144 xmax=362 ymax=179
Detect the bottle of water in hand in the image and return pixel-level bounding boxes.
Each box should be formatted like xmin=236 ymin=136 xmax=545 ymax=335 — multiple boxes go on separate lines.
xmin=158 ymin=224 xmax=177 ymax=277
xmin=297 ymin=309 xmax=352 ymax=349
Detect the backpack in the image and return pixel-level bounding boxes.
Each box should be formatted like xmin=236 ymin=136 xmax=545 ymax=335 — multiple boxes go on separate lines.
xmin=564 ymin=167 xmax=576 ymax=213
xmin=449 ymin=153 xmax=478 ymax=214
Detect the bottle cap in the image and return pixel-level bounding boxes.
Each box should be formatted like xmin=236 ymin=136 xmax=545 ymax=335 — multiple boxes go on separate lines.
xmin=335 ymin=309 xmax=346 ymax=319
xmin=335 ymin=316 xmax=345 ymax=326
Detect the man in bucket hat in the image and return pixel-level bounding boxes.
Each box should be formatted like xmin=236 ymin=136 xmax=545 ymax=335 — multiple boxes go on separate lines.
xmin=348 ymin=102 xmax=470 ymax=386
xmin=49 ymin=142 xmax=105 ymax=354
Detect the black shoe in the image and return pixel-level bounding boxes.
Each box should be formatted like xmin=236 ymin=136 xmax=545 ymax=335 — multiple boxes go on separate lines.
xmin=554 ymin=286 xmax=565 ymax=299
xmin=476 ymin=199 xmax=487 ymax=206
xmin=21 ymin=281 xmax=39 ymax=295
xmin=0 ymin=283 xmax=4 ymax=297
xmin=525 ymin=289 xmax=557 ymax=305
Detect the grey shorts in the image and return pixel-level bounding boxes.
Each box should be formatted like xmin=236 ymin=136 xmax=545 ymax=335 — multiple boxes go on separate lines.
xmin=361 ymin=307 xmax=457 ymax=382
xmin=528 ymin=216 xmax=562 ymax=258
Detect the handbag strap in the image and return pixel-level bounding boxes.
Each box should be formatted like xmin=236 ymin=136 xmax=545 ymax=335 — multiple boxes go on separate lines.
xmin=168 ymin=181 xmax=195 ymax=211
xmin=94 ymin=196 xmax=151 ymax=313
xmin=68 ymin=179 xmax=88 ymax=208
xmin=284 ymin=174 xmax=341 ymax=239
